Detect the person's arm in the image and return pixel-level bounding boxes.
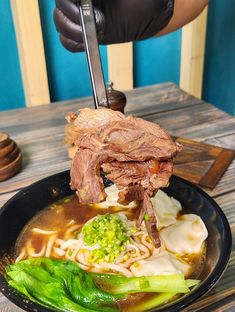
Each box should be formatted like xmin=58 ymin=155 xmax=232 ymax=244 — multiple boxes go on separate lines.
xmin=157 ymin=0 xmax=209 ymax=36
xmin=54 ymin=0 xmax=209 ymax=53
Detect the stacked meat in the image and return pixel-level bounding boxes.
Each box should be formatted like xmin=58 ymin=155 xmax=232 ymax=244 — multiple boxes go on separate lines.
xmin=65 ymin=108 xmax=181 ymax=247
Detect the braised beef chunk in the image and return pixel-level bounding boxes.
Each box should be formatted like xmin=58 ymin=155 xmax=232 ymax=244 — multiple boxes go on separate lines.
xmin=67 ymin=108 xmax=181 ymax=247
xmin=118 ymin=185 xmax=145 ymax=205
xmin=138 ymin=193 xmax=161 ymax=248
xmin=101 ymin=161 xmax=151 ymax=188
xmin=71 ymin=149 xmax=108 ymax=203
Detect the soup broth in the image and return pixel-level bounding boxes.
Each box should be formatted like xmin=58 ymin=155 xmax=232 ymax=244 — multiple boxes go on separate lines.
xmin=15 ymin=194 xmax=206 ymax=311
xmin=16 ymin=195 xmax=140 ymax=260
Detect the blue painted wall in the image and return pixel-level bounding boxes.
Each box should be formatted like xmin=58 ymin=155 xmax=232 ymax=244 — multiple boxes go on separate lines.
xmin=1 ymin=2 xmax=235 ymax=116
xmin=203 ymin=0 xmax=235 ymax=115
xmin=0 ymin=1 xmax=182 ymax=111
xmin=39 ymin=0 xmax=108 ymax=103
xmin=0 ymin=0 xmax=25 ymax=111
xmin=134 ymin=30 xmax=182 ymax=87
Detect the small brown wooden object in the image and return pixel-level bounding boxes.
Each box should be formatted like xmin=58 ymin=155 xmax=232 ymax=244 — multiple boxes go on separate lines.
xmin=107 ymin=82 xmax=127 ymax=113
xmin=0 ymin=132 xmax=22 ymax=182
xmin=173 ymin=137 xmax=235 ymax=189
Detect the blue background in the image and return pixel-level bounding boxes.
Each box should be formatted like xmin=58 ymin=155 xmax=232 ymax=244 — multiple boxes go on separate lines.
xmin=39 ymin=0 xmax=108 ymax=103
xmin=0 ymin=0 xmax=25 ymax=110
xmin=203 ymin=0 xmax=235 ymax=115
xmin=134 ymin=31 xmax=182 ymax=87
xmin=0 ymin=0 xmax=235 ymax=116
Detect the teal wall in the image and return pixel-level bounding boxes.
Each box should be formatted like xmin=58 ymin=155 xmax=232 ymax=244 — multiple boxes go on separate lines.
xmin=39 ymin=0 xmax=108 ymax=102
xmin=134 ymin=31 xmax=182 ymax=87
xmin=203 ymin=0 xmax=235 ymax=115
xmin=0 ymin=0 xmax=25 ymax=111
xmin=0 ymin=1 xmax=182 ymax=111
xmin=1 ymin=1 xmax=235 ymax=116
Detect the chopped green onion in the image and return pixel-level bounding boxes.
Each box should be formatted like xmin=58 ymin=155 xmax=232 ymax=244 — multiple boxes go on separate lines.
xmin=144 ymin=213 xmax=150 ymax=221
xmin=82 ymin=214 xmax=130 ymax=263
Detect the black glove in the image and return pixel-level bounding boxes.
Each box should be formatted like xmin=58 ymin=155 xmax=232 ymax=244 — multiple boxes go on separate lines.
xmin=54 ymin=0 xmax=174 ymax=52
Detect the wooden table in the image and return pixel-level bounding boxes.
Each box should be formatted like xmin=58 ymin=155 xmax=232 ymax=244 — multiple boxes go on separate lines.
xmin=0 ymin=83 xmax=235 ymax=312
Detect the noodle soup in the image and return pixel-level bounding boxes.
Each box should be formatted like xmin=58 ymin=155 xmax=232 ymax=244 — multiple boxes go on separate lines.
xmin=16 ymin=197 xmax=139 ymax=269
xmin=13 ymin=186 xmax=207 ymax=311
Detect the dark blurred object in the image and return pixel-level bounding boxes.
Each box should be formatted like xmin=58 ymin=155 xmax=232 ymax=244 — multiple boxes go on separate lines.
xmin=0 ymin=132 xmax=22 ymax=182
xmin=54 ymin=0 xmax=174 ymax=52
xmin=107 ymin=82 xmax=126 ymax=114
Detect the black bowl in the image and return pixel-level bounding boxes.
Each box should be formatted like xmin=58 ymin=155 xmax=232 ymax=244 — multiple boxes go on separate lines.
xmin=0 ymin=171 xmax=232 ymax=312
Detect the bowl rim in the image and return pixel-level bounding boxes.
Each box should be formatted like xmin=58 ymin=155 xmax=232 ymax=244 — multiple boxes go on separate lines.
xmin=0 ymin=170 xmax=232 ymax=312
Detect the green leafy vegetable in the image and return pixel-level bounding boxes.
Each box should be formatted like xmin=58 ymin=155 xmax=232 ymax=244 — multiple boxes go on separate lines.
xmin=6 ymin=258 xmax=199 ymax=312
xmin=93 ymin=273 xmax=199 ymax=294
xmin=6 ymin=258 xmax=122 ymax=312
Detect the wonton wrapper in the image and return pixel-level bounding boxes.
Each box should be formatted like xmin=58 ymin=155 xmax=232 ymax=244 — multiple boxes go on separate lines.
xmin=160 ymin=214 xmax=208 ymax=255
xmin=151 ymin=190 xmax=182 ymax=229
xmin=95 ymin=186 xmax=182 ymax=224
xmin=130 ymin=251 xmax=190 ymax=277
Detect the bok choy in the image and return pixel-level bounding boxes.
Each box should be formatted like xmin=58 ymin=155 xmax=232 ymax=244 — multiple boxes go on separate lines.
xmin=6 ymin=258 xmax=199 ymax=312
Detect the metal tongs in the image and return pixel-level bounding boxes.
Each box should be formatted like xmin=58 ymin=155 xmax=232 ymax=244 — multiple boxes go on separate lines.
xmin=78 ymin=0 xmax=109 ymax=109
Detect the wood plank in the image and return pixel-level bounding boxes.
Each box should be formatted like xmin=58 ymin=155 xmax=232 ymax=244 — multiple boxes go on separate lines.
xmin=203 ymin=133 xmax=235 ymax=151
xmin=173 ymin=117 xmax=235 ymax=141
xmin=199 ymin=149 xmax=235 ymax=188
xmin=180 ymin=7 xmax=208 ymax=99
xmin=172 ymin=137 xmax=235 ymax=189
xmin=0 ymin=296 xmax=23 ymax=312
xmin=10 ymin=0 xmax=50 ymax=107
xmin=0 ymin=83 xmax=201 ymax=128
xmin=206 ymin=160 xmax=235 ymax=198
xmin=144 ymin=102 xmax=230 ymax=136
xmin=1 ymin=85 xmax=234 ymax=195
xmin=107 ymin=43 xmax=133 ymax=91
xmin=0 ymin=191 xmax=18 ymax=208
xmin=0 ymin=130 xmax=71 ymax=193
xmin=1 ymin=101 xmax=225 ymax=147
xmin=0 ymin=83 xmax=235 ymax=312
xmin=0 ymin=132 xmax=234 ymax=199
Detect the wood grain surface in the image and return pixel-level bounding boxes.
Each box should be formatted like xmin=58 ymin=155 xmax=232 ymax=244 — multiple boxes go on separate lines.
xmin=173 ymin=137 xmax=235 ymax=189
xmin=0 ymin=82 xmax=235 ymax=312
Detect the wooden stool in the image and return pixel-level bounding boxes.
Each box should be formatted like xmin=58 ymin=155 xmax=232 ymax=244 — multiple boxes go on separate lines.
xmin=0 ymin=132 xmax=22 ymax=182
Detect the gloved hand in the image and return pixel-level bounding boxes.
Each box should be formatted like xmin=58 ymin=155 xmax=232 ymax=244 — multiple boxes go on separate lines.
xmin=54 ymin=0 xmax=174 ymax=52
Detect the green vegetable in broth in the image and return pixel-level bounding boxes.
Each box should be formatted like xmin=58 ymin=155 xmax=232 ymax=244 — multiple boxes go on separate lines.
xmin=6 ymin=258 xmax=121 ymax=312
xmin=94 ymin=273 xmax=199 ymax=294
xmin=6 ymin=258 xmax=199 ymax=312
